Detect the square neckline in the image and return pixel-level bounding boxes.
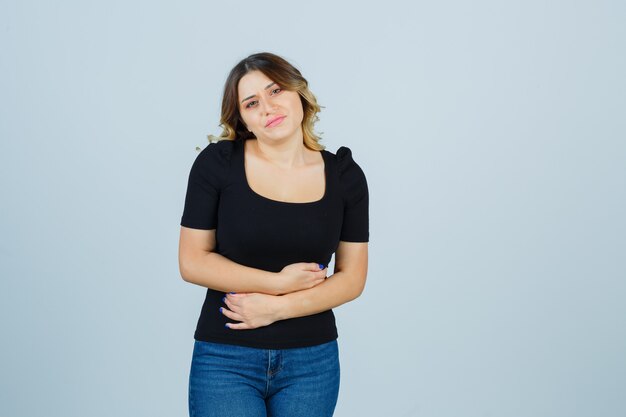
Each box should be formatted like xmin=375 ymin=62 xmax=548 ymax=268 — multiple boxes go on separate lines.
xmin=241 ymin=139 xmax=329 ymax=205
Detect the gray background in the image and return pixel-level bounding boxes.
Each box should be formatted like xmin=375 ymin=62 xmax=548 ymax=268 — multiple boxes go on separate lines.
xmin=1 ymin=1 xmax=625 ymax=416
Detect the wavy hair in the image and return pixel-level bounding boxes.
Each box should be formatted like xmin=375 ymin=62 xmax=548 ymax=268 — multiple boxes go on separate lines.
xmin=207 ymin=52 xmax=325 ymax=151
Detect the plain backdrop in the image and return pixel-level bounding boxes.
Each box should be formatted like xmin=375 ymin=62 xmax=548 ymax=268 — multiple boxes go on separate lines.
xmin=1 ymin=1 xmax=625 ymax=416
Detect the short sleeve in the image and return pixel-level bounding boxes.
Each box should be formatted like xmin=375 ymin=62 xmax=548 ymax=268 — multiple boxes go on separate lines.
xmin=337 ymin=146 xmax=369 ymax=242
xmin=180 ymin=140 xmax=233 ymax=230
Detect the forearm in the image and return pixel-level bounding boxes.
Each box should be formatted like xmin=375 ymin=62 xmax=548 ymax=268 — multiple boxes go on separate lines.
xmin=276 ymin=271 xmax=365 ymax=320
xmin=180 ymin=251 xmax=280 ymax=295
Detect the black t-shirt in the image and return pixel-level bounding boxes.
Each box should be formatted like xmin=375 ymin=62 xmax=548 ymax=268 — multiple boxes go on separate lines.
xmin=180 ymin=138 xmax=369 ymax=349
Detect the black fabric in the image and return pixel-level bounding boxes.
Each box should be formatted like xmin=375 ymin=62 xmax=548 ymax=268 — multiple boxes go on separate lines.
xmin=180 ymin=138 xmax=369 ymax=349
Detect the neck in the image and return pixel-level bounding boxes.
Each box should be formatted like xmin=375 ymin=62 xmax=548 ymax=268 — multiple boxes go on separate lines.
xmin=252 ymin=129 xmax=308 ymax=169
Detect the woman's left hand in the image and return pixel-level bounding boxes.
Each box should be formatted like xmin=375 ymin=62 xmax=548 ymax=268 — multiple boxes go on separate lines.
xmin=221 ymin=292 xmax=284 ymax=330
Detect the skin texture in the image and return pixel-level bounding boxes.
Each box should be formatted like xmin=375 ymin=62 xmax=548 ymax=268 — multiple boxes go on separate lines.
xmin=179 ymin=69 xmax=368 ymax=330
xmin=238 ymin=70 xmax=304 ymax=148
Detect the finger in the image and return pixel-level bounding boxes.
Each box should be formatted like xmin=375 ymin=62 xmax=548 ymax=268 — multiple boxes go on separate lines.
xmin=220 ymin=307 xmax=244 ymax=322
xmin=226 ymin=292 xmax=248 ymax=304
xmin=225 ymin=322 xmax=253 ymax=330
xmin=306 ymin=262 xmax=326 ymax=272
xmin=227 ymin=292 xmax=248 ymax=298
xmin=224 ymin=296 xmax=241 ymax=308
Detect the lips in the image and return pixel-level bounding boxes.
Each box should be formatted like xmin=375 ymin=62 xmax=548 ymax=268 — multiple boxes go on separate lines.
xmin=265 ymin=115 xmax=286 ymax=127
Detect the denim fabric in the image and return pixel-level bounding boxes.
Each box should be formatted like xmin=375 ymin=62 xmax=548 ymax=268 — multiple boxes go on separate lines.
xmin=189 ymin=339 xmax=340 ymax=417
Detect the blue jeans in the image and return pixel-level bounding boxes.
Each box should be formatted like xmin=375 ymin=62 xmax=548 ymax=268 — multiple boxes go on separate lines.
xmin=188 ymin=339 xmax=340 ymax=417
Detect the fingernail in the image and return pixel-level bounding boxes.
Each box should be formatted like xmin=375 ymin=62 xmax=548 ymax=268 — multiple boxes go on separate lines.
xmin=318 ymin=263 xmax=325 ymax=269
xmin=222 ymin=297 xmax=226 ymax=303
xmin=219 ymin=307 xmax=223 ymax=313
xmin=229 ymin=292 xmax=236 ymax=294
xmin=224 ymin=324 xmax=229 ymax=329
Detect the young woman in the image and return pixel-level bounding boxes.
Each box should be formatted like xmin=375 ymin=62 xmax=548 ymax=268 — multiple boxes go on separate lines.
xmin=179 ymin=51 xmax=369 ymax=417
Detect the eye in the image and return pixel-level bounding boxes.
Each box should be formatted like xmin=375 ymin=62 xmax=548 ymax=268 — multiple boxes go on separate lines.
xmin=244 ymin=87 xmax=281 ymax=109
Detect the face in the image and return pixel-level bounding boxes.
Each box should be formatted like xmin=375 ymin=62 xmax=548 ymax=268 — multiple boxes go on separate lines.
xmin=237 ymin=70 xmax=304 ymax=142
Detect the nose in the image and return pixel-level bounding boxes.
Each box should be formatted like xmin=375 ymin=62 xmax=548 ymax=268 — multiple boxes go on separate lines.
xmin=259 ymin=98 xmax=277 ymax=114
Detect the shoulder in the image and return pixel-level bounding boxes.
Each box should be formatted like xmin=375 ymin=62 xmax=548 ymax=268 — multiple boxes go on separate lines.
xmin=331 ymin=146 xmax=368 ymax=200
xmin=197 ymin=138 xmax=236 ymax=162
xmin=188 ymin=139 xmax=236 ymax=186
xmin=192 ymin=139 xmax=235 ymax=170
xmin=332 ymin=145 xmax=367 ymax=180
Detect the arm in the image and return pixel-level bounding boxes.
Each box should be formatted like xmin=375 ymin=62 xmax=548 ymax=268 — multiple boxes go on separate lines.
xmin=277 ymin=241 xmax=368 ymax=319
xmin=178 ymin=226 xmax=327 ymax=295
xmin=222 ymin=241 xmax=368 ymax=329
xmin=178 ymin=226 xmax=280 ymax=294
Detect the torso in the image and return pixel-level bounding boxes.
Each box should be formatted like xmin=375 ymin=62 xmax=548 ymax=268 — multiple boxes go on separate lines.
xmin=186 ymin=138 xmax=360 ymax=348
xmin=243 ymin=139 xmax=326 ymax=204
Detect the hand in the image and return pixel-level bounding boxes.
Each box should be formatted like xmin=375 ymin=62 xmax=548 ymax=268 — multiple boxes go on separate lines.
xmin=221 ymin=292 xmax=285 ymax=330
xmin=276 ymin=262 xmax=327 ymax=295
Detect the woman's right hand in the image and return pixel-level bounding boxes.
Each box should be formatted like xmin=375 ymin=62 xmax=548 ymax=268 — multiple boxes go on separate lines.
xmin=275 ymin=262 xmax=328 ymax=295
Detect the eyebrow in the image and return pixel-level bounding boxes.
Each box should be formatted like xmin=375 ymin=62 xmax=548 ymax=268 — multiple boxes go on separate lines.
xmin=240 ymin=82 xmax=277 ymax=104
